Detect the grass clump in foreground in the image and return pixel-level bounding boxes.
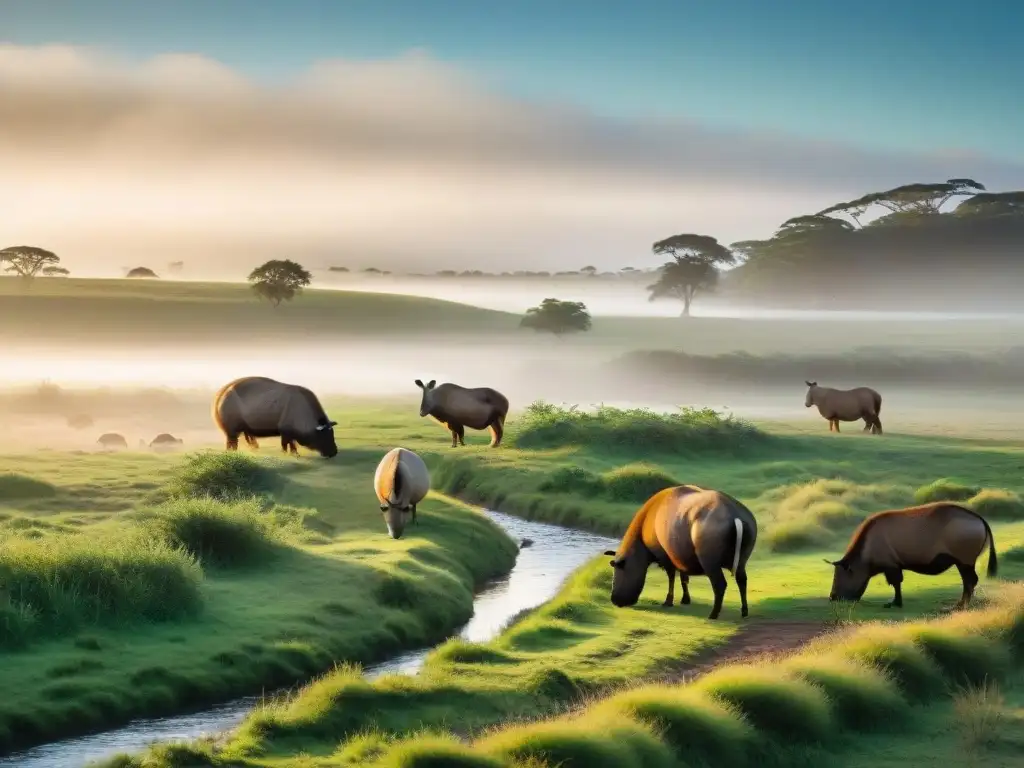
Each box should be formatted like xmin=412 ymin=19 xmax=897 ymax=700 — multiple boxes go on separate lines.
xmin=160 ymin=451 xmax=283 ymax=502
xmin=370 ymin=586 xmax=1024 ymax=768
xmin=0 ymin=526 xmax=202 ymax=649
xmin=512 ymin=401 xmax=767 ymax=454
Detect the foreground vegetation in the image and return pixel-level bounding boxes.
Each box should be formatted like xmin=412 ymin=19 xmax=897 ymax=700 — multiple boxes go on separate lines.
xmin=88 ymin=402 xmax=1024 ymax=768
xmin=0 ymin=449 xmax=518 ymax=754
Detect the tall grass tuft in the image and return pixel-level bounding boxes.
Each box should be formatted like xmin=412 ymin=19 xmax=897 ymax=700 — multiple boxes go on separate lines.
xmin=512 ymin=401 xmax=767 ymax=454
xmin=137 ymin=497 xmax=282 ymax=568
xmin=0 ymin=527 xmax=202 ymax=648
xmin=967 ymin=488 xmax=1024 ymax=520
xmin=952 ymin=678 xmax=1006 ymax=754
xmin=914 ymin=478 xmax=980 ymax=505
xmin=162 ymin=451 xmax=282 ymax=502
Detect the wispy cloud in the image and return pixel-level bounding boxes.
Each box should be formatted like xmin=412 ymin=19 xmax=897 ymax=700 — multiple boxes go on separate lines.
xmin=1 ymin=44 xmax=1021 ymax=276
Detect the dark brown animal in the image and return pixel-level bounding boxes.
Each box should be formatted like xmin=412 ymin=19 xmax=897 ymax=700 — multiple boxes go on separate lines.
xmin=805 ymin=381 xmax=883 ymax=434
xmin=414 ymin=379 xmax=509 ymax=448
xmin=213 ymin=376 xmax=338 ymax=458
xmin=96 ymin=432 xmax=128 ymax=450
xmin=604 ymin=485 xmax=758 ymax=620
xmin=827 ymin=502 xmax=997 ymax=609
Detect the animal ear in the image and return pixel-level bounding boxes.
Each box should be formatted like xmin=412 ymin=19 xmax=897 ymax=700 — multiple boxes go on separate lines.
xmin=427 ymin=380 xmax=436 ymax=389
xmin=806 ymin=380 xmax=815 ymax=387
xmin=604 ymin=550 xmax=617 ymax=557
xmin=414 ymin=379 xmax=424 ymax=389
xmin=380 ymin=503 xmax=390 ymax=512
xmin=328 ymin=420 xmax=338 ymax=428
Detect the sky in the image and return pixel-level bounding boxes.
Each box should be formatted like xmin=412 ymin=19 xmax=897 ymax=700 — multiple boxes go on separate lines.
xmin=1 ymin=0 xmax=1022 ymax=277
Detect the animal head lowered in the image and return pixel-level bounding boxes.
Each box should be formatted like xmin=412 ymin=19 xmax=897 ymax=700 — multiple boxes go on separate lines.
xmin=825 ymin=557 xmax=870 ymax=602
xmin=381 ymin=501 xmax=413 ymax=540
xmin=804 ymin=381 xmax=819 ymax=408
xmin=604 ymin=548 xmax=649 ymax=607
xmin=310 ymin=418 xmax=339 ymax=458
xmin=414 ymin=379 xmax=437 ymax=418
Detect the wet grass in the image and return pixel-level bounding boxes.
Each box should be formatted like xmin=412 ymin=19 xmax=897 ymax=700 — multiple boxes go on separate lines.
xmin=0 ymin=444 xmax=518 ymax=756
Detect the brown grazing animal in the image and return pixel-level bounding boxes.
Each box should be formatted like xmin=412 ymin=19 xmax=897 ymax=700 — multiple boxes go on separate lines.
xmin=604 ymin=485 xmax=758 ymax=620
xmin=827 ymin=502 xmax=997 ymax=609
xmin=150 ymin=433 xmax=184 ymax=449
xmin=414 ymin=379 xmax=509 ymax=448
xmin=805 ymin=381 xmax=883 ymax=434
xmin=96 ymin=432 xmax=128 ymax=450
xmin=213 ymin=376 xmax=338 ymax=458
xmin=373 ymin=447 xmax=430 ymax=539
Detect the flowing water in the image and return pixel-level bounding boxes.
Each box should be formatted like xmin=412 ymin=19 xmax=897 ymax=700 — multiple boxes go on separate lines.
xmin=1 ymin=510 xmax=617 ymax=768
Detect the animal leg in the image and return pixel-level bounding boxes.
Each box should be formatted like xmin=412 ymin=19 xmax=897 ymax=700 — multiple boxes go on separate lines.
xmin=280 ymin=436 xmax=291 ymax=454
xmin=955 ymin=563 xmax=979 ymax=609
xmin=833 ymin=419 xmax=841 ymax=433
xmin=245 ymin=433 xmax=260 ymax=450
xmin=884 ymin=568 xmax=904 ymax=608
xmin=662 ymin=566 xmax=676 ymax=607
xmin=680 ymin=574 xmax=691 ymax=605
xmin=873 ymin=416 xmax=884 ymax=435
xmin=226 ymin=433 xmax=240 ymax=451
xmin=453 ymin=423 xmax=466 ymax=446
xmin=705 ymin=567 xmax=728 ymax=620
xmin=488 ymin=416 xmax=504 ymax=448
xmin=863 ymin=418 xmax=873 ymax=432
xmin=411 ymin=503 xmax=418 ymax=526
xmin=735 ymin=565 xmax=749 ymax=618
xmin=288 ymin=441 xmax=299 ymax=456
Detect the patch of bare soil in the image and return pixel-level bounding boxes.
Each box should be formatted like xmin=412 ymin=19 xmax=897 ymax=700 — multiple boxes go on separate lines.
xmin=655 ymin=620 xmax=830 ymax=685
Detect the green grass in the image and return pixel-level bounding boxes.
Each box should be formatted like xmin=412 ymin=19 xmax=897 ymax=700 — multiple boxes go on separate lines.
xmin=0 ymin=443 xmax=518 ymax=755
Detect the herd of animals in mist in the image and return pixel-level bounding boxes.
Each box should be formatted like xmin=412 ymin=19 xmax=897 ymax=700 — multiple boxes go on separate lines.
xmin=78 ymin=371 xmax=995 ymax=620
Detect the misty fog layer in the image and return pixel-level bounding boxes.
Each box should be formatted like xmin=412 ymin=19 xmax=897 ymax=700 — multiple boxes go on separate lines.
xmin=2 ymin=44 xmax=1023 ymax=278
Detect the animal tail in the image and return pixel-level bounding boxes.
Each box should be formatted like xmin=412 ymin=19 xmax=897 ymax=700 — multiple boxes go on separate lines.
xmin=983 ymin=517 xmax=998 ymax=578
xmin=731 ymin=518 xmax=744 ymax=574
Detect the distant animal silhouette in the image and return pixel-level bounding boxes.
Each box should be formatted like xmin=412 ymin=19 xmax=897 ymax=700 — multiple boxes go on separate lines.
xmin=605 ymin=484 xmax=758 ymax=620
xmin=804 ymin=381 xmax=883 ymax=434
xmin=213 ymin=376 xmax=338 ymax=458
xmin=827 ymin=502 xmax=996 ymax=609
xmin=150 ymin=433 xmax=184 ymax=450
xmin=96 ymin=433 xmax=128 ymax=450
xmin=373 ymin=447 xmax=430 ymax=540
xmin=414 ymin=379 xmax=509 ymax=448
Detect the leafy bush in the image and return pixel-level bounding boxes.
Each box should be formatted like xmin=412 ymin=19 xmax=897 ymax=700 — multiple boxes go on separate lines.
xmin=538 ymin=464 xmax=679 ymax=503
xmin=513 ymin=401 xmax=766 ymax=454
xmin=968 ymin=489 xmax=1024 ymax=520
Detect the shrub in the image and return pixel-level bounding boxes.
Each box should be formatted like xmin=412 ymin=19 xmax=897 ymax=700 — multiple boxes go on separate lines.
xmin=163 ymin=451 xmax=281 ymax=502
xmin=968 ymin=489 xmax=1024 ymax=520
xmin=914 ymin=478 xmax=980 ymax=504
xmin=539 ymin=467 xmax=604 ymax=497
xmin=139 ymin=497 xmax=280 ymax=568
xmin=481 ymin=719 xmax=672 ymax=768
xmin=0 ymin=473 xmax=57 ymax=500
xmin=512 ymin=402 xmax=766 ymax=454
xmin=0 ymin=528 xmax=202 ymax=648
xmin=601 ymin=464 xmax=680 ymax=503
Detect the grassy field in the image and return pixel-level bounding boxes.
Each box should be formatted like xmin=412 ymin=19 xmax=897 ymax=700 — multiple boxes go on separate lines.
xmin=5 ymin=276 xmax=1024 ymax=355
xmin=0 ymin=446 xmax=519 ymax=754
xmin=91 ymin=402 xmax=1024 ymax=767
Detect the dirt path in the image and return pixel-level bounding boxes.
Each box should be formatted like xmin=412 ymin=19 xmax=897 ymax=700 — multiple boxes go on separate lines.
xmin=655 ymin=620 xmax=831 ymax=685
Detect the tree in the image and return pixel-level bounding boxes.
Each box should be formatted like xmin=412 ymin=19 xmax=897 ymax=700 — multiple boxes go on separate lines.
xmin=520 ymin=298 xmax=592 ymax=337
xmin=167 ymin=261 xmax=184 ymax=274
xmin=0 ymin=246 xmax=61 ymax=282
xmin=248 ymin=259 xmax=313 ymax=307
xmin=647 ymin=234 xmax=736 ymax=317
xmin=580 ymin=265 xmax=597 ymax=276
xmin=42 ymin=266 xmax=70 ymax=277
xmin=126 ymin=267 xmax=159 ymax=278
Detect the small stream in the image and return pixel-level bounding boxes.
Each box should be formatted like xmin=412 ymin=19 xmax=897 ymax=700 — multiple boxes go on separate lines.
xmin=1 ymin=510 xmax=617 ymax=768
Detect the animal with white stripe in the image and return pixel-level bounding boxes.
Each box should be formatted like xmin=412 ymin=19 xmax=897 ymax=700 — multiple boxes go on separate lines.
xmin=604 ymin=484 xmax=758 ymax=620
xmin=374 ymin=447 xmax=431 ymax=540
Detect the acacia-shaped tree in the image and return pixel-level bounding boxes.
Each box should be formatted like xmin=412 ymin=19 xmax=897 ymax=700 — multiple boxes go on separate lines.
xmin=647 ymin=234 xmax=736 ymax=317
xmin=248 ymin=259 xmax=313 ymax=307
xmin=0 ymin=245 xmax=63 ymax=283
xmin=520 ymin=298 xmax=592 ymax=337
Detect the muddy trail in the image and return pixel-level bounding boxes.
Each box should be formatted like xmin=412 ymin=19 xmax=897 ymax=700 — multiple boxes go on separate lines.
xmin=657 ymin=619 xmax=831 ymax=685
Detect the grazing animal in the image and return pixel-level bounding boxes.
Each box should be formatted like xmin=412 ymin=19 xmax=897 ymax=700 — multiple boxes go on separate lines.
xmin=213 ymin=376 xmax=338 ymax=458
xmin=373 ymin=447 xmax=430 ymax=540
xmin=150 ymin=433 xmax=184 ymax=450
xmin=414 ymin=379 xmax=510 ymax=448
xmin=96 ymin=432 xmax=128 ymax=450
xmin=827 ymin=502 xmax=997 ymax=610
xmin=604 ymin=485 xmax=758 ymax=620
xmin=804 ymin=381 xmax=883 ymax=434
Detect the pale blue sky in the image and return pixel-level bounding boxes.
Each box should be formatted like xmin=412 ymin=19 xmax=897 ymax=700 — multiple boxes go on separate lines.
xmin=3 ymin=0 xmax=1022 ymax=160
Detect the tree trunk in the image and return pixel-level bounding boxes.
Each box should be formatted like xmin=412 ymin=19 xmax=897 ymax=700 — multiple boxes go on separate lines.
xmin=680 ymin=294 xmax=692 ymax=317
